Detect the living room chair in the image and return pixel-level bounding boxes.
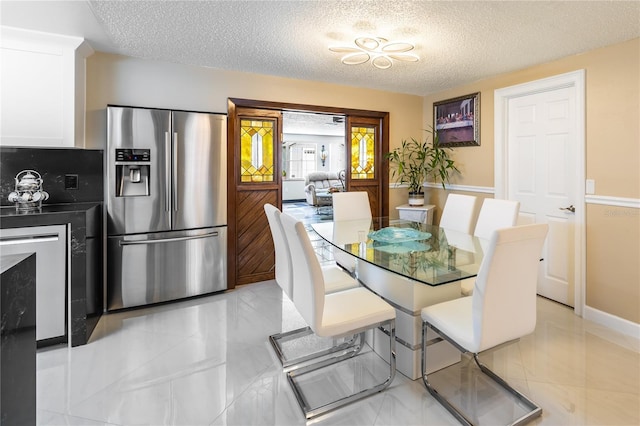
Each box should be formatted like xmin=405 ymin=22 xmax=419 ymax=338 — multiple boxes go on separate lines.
xmin=421 ymin=223 xmax=548 ymax=425
xmin=439 ymin=194 xmax=479 ymax=234
xmin=263 ymin=204 xmax=360 ymax=370
xmin=460 ymin=199 xmax=520 ymax=296
xmin=280 ymin=212 xmax=396 ymax=420
xmin=331 ymin=191 xmax=372 ymax=275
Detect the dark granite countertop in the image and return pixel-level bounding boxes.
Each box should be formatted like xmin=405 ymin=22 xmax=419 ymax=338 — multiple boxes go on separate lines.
xmin=0 ymin=202 xmax=101 ymax=218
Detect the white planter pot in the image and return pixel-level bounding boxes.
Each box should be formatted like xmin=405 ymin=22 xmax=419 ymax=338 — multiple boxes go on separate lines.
xmin=408 ymin=192 xmax=424 ymax=206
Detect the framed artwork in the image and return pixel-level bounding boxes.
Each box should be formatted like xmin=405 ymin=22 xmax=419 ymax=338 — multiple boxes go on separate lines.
xmin=433 ymin=92 xmax=480 ymax=147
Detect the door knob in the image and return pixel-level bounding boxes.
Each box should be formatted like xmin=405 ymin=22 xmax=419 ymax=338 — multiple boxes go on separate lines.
xmin=560 ymin=205 xmax=575 ymax=213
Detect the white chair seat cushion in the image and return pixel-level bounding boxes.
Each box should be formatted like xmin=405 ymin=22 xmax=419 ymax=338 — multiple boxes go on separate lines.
xmin=317 ymin=288 xmax=396 ymax=338
xmin=421 ymin=296 xmax=478 ymax=353
xmin=322 ymin=264 xmax=359 ymax=293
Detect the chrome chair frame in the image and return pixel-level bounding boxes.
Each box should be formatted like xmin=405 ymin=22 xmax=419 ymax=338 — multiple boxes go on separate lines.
xmin=269 ymin=328 xmax=365 ymax=372
xmin=421 ymin=316 xmax=542 ymax=426
xmin=288 ymin=318 xmax=396 ymax=420
xmin=264 ymin=203 xmax=361 ymax=371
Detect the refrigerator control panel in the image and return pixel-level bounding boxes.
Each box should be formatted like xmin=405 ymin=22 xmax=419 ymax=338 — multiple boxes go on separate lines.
xmin=116 ymin=149 xmax=150 ymax=162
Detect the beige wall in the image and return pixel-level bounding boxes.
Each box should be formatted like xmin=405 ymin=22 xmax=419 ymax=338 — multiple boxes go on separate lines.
xmin=86 ymin=41 xmax=639 ymax=325
xmin=419 ymin=38 xmax=640 ymax=324
xmin=85 ymin=52 xmax=423 ymax=151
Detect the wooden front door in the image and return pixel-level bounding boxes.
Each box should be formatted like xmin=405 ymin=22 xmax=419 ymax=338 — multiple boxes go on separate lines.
xmin=346 ymin=116 xmax=389 ymax=218
xmin=227 ymin=104 xmax=282 ymax=287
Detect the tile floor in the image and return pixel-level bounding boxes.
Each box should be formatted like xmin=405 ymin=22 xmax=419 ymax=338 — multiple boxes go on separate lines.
xmin=36 ymin=282 xmax=640 ymax=425
xmin=36 ymin=203 xmax=640 ymax=425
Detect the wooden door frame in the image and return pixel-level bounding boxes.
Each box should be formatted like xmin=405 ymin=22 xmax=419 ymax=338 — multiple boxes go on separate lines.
xmin=227 ymin=98 xmax=389 ymax=288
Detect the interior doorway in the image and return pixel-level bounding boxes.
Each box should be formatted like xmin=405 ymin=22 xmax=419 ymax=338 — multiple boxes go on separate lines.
xmin=281 ymin=111 xmax=346 ymax=205
xmin=226 ymin=98 xmax=389 ymax=288
xmin=494 ymin=70 xmax=585 ymax=314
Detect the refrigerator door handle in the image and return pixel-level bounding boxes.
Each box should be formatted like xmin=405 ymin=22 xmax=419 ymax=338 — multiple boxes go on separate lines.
xmin=173 ymin=132 xmax=179 ymax=212
xmin=119 ymin=231 xmax=219 ymax=246
xmin=165 ymin=132 xmax=171 ymax=212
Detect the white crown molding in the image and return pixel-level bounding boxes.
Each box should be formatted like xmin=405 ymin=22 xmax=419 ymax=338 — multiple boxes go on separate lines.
xmin=585 ymin=195 xmax=640 ymax=209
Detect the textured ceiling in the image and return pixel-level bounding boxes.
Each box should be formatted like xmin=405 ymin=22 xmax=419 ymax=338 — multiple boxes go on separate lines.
xmin=2 ymin=1 xmax=639 ymax=97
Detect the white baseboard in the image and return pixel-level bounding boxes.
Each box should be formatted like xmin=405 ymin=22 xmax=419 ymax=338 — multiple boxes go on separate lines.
xmin=583 ymin=305 xmax=640 ymax=351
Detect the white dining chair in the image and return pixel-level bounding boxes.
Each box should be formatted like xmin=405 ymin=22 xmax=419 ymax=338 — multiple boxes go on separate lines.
xmin=280 ymin=212 xmax=396 ymax=420
xmin=438 ymin=193 xmax=479 ymax=234
xmin=263 ymin=204 xmax=360 ymax=370
xmin=460 ymin=198 xmax=520 ymax=296
xmin=331 ymin=191 xmax=372 ymax=275
xmin=421 ymin=223 xmax=548 ymax=426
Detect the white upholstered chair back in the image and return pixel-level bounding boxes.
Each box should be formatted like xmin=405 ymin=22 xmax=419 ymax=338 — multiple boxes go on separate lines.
xmin=473 ymin=199 xmax=520 ymax=240
xmin=439 ymin=194 xmax=479 ymax=234
xmin=280 ymin=212 xmax=325 ymax=333
xmin=332 ymin=191 xmax=372 ymax=221
xmin=264 ymin=204 xmax=293 ymax=299
xmin=471 ymin=223 xmax=548 ymax=353
xmin=331 ymin=191 xmax=372 ymax=274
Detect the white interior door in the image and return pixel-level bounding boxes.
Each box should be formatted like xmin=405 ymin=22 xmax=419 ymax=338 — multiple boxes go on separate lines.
xmin=495 ymin=71 xmax=585 ymax=313
xmin=506 ymin=87 xmax=578 ymax=306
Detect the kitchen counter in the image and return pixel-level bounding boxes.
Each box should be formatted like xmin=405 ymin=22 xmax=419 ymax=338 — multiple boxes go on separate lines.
xmin=1 ymin=252 xmax=36 ymax=425
xmin=0 ymin=202 xmax=102 ymax=347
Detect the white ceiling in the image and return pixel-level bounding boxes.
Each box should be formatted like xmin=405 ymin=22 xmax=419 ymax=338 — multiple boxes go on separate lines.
xmin=2 ymin=0 xmax=639 ymax=97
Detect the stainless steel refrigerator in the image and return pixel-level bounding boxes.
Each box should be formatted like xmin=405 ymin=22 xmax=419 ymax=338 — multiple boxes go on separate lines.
xmin=106 ymin=106 xmax=227 ymax=311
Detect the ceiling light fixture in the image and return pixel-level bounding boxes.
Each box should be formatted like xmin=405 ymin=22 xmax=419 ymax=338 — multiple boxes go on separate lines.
xmin=329 ymin=36 xmax=419 ymax=70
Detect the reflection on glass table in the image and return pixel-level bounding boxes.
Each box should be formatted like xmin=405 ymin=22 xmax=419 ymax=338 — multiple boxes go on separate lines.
xmin=312 ymin=218 xmax=485 ymax=287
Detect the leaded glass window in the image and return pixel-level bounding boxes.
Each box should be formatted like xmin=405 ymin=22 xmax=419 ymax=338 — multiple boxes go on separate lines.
xmin=240 ymin=119 xmax=274 ymax=182
xmin=351 ymin=126 xmax=375 ymax=179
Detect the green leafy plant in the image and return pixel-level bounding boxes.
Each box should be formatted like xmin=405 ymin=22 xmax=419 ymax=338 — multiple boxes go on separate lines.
xmin=385 ymin=127 xmax=459 ymax=193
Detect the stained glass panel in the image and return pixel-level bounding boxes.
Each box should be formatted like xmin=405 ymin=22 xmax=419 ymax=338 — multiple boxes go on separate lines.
xmin=351 ymin=126 xmax=375 ymax=179
xmin=240 ymin=119 xmax=275 ymax=182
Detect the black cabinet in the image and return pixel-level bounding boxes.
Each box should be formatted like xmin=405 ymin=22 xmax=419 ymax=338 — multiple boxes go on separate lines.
xmin=1 ymin=253 xmax=36 ymax=425
xmin=0 ymin=203 xmax=103 ymax=347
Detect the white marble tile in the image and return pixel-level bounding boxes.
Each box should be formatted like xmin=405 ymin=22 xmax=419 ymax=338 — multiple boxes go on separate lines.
xmin=36 ymin=277 xmax=640 ymax=426
xmin=37 ymin=327 xmax=187 ymax=415
xmin=38 ymin=408 xmax=119 ymax=425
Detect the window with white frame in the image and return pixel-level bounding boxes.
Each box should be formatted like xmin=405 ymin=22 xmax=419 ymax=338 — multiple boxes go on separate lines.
xmin=288 ymin=144 xmax=316 ymax=178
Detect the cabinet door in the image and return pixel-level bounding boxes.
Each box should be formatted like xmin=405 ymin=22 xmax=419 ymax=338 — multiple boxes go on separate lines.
xmin=1 ymin=27 xmax=90 ymax=147
xmin=0 ymin=225 xmax=67 ymax=341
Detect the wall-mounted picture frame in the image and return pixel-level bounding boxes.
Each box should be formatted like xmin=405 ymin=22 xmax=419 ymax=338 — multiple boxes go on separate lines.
xmin=433 ymin=92 xmax=480 ymax=147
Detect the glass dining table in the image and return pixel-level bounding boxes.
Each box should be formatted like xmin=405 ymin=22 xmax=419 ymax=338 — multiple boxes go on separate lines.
xmin=311 ymin=217 xmax=486 ymax=380
xmin=312 ymin=217 xmax=484 ymax=286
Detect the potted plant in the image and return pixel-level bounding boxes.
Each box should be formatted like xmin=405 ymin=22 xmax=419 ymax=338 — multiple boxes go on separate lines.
xmin=385 ymin=127 xmax=459 ymax=206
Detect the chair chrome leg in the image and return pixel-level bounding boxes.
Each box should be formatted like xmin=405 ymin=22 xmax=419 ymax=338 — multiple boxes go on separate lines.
xmin=421 ymin=321 xmax=542 ymax=426
xmin=287 ymin=320 xmax=396 ymax=420
xmin=472 ymin=354 xmax=542 ymax=426
xmin=421 ymin=321 xmax=474 ymax=426
xmin=269 ymin=327 xmax=363 ymax=371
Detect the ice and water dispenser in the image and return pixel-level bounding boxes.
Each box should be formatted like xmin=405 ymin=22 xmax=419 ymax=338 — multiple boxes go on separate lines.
xmin=115 ymin=149 xmax=151 ymax=197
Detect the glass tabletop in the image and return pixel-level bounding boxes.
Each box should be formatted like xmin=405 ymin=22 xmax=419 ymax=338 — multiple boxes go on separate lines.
xmin=311 ymin=217 xmax=485 ymax=286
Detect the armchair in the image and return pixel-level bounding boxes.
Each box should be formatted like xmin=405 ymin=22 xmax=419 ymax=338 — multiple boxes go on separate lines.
xmin=304 ymin=171 xmax=345 ymax=206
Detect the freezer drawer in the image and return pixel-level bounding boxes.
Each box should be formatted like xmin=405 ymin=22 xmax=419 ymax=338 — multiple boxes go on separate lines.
xmin=0 ymin=225 xmax=67 ymax=343
xmin=107 ymin=227 xmax=227 ymax=310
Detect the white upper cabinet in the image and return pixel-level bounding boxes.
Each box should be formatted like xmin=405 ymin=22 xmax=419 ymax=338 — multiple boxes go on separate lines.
xmin=1 ymin=27 xmax=94 ymax=148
